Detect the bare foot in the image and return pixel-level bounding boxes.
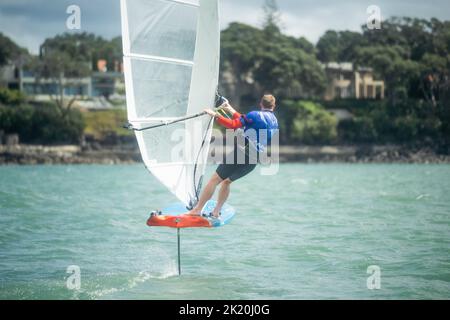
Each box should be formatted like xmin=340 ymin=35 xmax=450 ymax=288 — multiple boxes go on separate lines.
xmin=211 ymin=211 xmax=220 ymax=218
xmin=184 ymin=210 xmax=201 ymax=216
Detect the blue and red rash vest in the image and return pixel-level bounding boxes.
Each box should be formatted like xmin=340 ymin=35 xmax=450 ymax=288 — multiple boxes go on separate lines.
xmin=216 ymin=109 xmax=279 ymax=153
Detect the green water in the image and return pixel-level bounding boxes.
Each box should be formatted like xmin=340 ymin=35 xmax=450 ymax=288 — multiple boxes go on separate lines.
xmin=0 ymin=164 xmax=449 ymax=299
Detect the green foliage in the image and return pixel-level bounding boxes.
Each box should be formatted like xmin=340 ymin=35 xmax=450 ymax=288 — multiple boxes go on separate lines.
xmin=0 ymin=104 xmax=34 ymax=141
xmin=221 ymin=23 xmax=264 ymax=75
xmin=256 ymin=41 xmax=326 ymax=97
xmin=83 ymin=109 xmax=131 ymax=139
xmin=0 ymin=103 xmax=85 ymax=144
xmin=31 ymin=104 xmax=84 ymax=144
xmin=438 ymin=103 xmax=450 ymax=145
xmin=33 ymin=50 xmax=90 ymax=80
xmin=332 ymin=99 xmax=446 ymax=144
xmin=294 ymin=37 xmax=316 ymax=55
xmin=283 ymin=100 xmax=338 ymax=144
xmin=221 ymin=15 xmax=449 ymax=146
xmin=318 ymin=17 xmax=450 ymax=104
xmin=353 ymin=45 xmax=421 ymax=101
xmin=316 ymin=30 xmax=365 ymax=62
xmin=0 ymin=32 xmax=28 ymax=66
xmin=338 ymin=117 xmax=378 ymax=143
xmin=31 ymin=33 xmax=116 ymax=116
xmin=221 ymin=22 xmax=326 ymax=100
xmin=394 ymin=116 xmax=420 ymax=142
xmin=2 ymin=12 xmax=449 ymax=147
xmin=91 ymin=36 xmax=123 ymax=72
xmin=321 ymin=99 xmax=381 ymax=113
xmin=0 ymin=88 xmax=26 ymax=106
xmin=40 ymin=32 xmax=122 ymax=72
xmin=262 ymin=0 xmax=282 ymax=35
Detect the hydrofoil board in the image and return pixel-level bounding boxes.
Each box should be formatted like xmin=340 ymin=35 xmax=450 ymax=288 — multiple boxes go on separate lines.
xmin=147 ymin=200 xmax=235 ymax=228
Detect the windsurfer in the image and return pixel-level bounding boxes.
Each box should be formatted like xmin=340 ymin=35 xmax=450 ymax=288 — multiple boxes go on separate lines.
xmin=186 ymin=94 xmax=279 ymax=218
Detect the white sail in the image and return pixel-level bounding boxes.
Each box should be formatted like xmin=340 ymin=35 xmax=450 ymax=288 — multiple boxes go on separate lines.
xmin=120 ymin=0 xmax=220 ymax=207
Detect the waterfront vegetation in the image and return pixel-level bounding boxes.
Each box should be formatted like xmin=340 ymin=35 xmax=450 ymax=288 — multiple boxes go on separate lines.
xmin=0 ymin=1 xmax=449 ymax=148
xmin=0 ymin=101 xmax=84 ymax=144
xmin=82 ymin=109 xmax=131 ymax=140
xmin=2 ymin=90 xmax=448 ymax=148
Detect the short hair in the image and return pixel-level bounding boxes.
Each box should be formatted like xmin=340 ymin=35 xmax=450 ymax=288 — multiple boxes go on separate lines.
xmin=261 ymin=94 xmax=276 ymax=109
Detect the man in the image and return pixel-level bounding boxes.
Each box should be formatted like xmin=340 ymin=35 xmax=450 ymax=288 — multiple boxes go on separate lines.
xmin=186 ymin=94 xmax=279 ymax=218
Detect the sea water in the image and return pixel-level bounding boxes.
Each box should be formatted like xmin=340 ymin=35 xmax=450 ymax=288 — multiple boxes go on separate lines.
xmin=0 ymin=164 xmax=449 ymax=299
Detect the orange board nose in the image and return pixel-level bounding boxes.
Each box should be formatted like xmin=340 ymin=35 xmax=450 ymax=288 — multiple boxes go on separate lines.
xmin=147 ymin=215 xmax=211 ymax=228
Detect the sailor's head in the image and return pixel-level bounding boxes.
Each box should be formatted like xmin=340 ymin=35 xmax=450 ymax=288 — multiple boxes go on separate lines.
xmin=260 ymin=94 xmax=276 ymax=111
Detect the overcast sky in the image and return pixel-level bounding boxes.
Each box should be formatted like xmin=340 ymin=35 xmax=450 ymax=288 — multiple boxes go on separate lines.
xmin=1 ymin=0 xmax=449 ymax=54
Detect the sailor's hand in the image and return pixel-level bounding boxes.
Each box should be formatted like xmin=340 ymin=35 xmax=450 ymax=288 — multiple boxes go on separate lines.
xmin=204 ymin=108 xmax=217 ymax=117
xmin=222 ymin=103 xmax=236 ymax=115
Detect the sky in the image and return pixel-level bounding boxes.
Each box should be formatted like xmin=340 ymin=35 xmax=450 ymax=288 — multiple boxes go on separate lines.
xmin=1 ymin=0 xmax=450 ymax=54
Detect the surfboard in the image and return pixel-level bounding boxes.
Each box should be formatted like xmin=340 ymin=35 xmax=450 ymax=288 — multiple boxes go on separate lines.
xmin=147 ymin=200 xmax=235 ymax=228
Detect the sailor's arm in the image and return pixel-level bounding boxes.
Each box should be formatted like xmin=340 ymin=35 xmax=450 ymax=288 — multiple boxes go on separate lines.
xmin=203 ymin=106 xmax=243 ymax=129
xmin=221 ymin=102 xmax=238 ymax=117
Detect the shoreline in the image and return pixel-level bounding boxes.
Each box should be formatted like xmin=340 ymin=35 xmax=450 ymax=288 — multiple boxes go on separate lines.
xmin=1 ymin=144 xmax=450 ymax=165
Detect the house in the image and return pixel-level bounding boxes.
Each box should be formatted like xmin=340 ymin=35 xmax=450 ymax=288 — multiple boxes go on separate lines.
xmin=323 ymin=62 xmax=385 ymax=100
xmin=0 ymin=60 xmax=125 ymax=102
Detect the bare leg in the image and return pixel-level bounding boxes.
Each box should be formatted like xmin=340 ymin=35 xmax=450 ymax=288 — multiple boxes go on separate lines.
xmin=212 ymin=179 xmax=232 ymax=218
xmin=186 ymin=173 xmax=223 ymax=216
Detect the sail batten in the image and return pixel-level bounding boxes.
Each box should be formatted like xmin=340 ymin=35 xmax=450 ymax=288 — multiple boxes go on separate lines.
xmin=121 ymin=0 xmax=220 ymax=206
xmin=126 ymin=53 xmax=194 ymax=67
xmin=165 ymin=0 xmax=199 ymax=8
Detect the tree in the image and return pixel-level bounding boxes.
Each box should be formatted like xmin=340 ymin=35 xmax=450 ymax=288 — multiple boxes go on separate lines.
xmin=316 ymin=30 xmax=365 ymax=62
xmin=316 ymin=31 xmax=340 ymax=62
xmin=31 ymin=48 xmax=90 ymax=119
xmin=0 ymin=33 xmax=30 ymax=92
xmin=0 ymin=87 xmax=26 ymax=105
xmin=262 ymin=0 xmax=282 ymax=35
xmin=39 ymin=32 xmax=122 ymax=73
xmin=30 ymin=32 xmax=123 ymax=118
xmin=220 ymin=21 xmax=326 ymax=105
xmin=220 ymin=23 xmax=265 ymax=105
xmin=254 ymin=42 xmax=326 ymax=98
xmin=285 ymin=100 xmax=338 ymax=144
xmin=293 ymin=36 xmax=316 ymax=55
xmin=92 ymin=36 xmax=123 ymax=72
xmin=419 ymin=53 xmax=448 ymax=107
xmin=359 ymin=17 xmax=450 ymax=103
xmin=353 ymin=45 xmax=420 ymax=105
xmin=0 ymin=33 xmax=28 ymax=66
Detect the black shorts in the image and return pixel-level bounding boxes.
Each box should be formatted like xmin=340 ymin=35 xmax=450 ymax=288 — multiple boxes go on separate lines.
xmin=216 ymin=163 xmax=257 ymax=182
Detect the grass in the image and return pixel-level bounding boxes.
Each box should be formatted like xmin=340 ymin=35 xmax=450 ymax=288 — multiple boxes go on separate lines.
xmin=82 ymin=109 xmax=132 ymax=139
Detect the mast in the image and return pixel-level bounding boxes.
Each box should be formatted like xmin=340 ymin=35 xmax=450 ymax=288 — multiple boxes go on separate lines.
xmin=177 ymin=228 xmax=181 ymax=275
